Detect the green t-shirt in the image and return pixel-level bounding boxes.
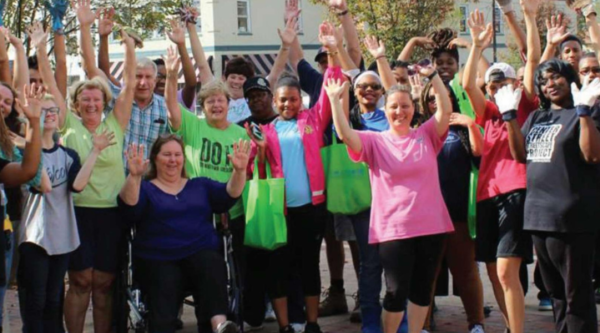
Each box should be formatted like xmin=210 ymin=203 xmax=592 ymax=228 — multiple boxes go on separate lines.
xmin=59 ymin=111 xmax=125 ymax=208
xmin=173 ymin=105 xmax=248 ymax=218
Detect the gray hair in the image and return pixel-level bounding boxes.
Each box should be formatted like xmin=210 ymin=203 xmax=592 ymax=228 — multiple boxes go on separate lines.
xmin=136 ymin=57 xmax=158 ymax=77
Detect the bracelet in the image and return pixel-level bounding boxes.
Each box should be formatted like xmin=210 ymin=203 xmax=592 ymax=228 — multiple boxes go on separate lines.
xmin=327 ymin=51 xmax=339 ymax=56
xmin=336 ymin=9 xmax=349 ymax=17
xmin=501 ymin=110 xmax=517 ymax=122
xmin=576 ymin=105 xmax=593 ymax=117
xmin=281 ymin=47 xmax=290 ymax=51
xmin=375 ymin=55 xmax=386 ymax=61
xmin=427 ymin=70 xmax=438 ymax=81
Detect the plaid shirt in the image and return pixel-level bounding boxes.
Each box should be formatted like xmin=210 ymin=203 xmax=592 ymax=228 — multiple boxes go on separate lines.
xmin=108 ymin=82 xmax=168 ymax=163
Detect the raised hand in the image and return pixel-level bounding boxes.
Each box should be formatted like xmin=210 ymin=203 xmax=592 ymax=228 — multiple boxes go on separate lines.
xmin=120 ymin=29 xmax=135 ymax=50
xmin=162 ymin=46 xmax=181 ymax=76
xmin=97 ymin=7 xmax=115 ymax=37
xmin=15 ymin=84 xmax=46 ymax=121
xmin=0 ymin=27 xmax=22 ymax=47
xmin=495 ymin=84 xmax=522 ymax=120
xmin=44 ymin=0 xmax=69 ymax=32
xmin=318 ymin=21 xmax=338 ymax=51
xmin=125 ymin=144 xmax=149 ymax=177
xmin=26 ymin=21 xmax=48 ymax=49
xmin=92 ymin=129 xmax=116 ymax=152
xmin=449 ymin=113 xmax=476 ymax=128
xmin=324 ymin=78 xmax=349 ymax=100
xmin=546 ymin=14 xmax=570 ymax=46
xmin=167 ymin=18 xmax=186 ymax=45
xmin=328 ymin=0 xmax=347 ymax=11
xmin=72 ymin=0 xmax=96 ymax=26
xmin=409 ymin=75 xmax=423 ymax=101
xmin=364 ymin=35 xmax=386 ymax=59
xmin=284 ymin=0 xmax=301 ymax=23
xmin=572 ymin=78 xmax=600 ymax=107
xmin=467 ymin=9 xmax=494 ymax=48
xmin=228 ymin=139 xmax=250 ymax=172
xmin=178 ymin=5 xmax=199 ymax=24
xmin=520 ymin=0 xmax=543 ymax=15
xmin=278 ymin=16 xmax=298 ymax=47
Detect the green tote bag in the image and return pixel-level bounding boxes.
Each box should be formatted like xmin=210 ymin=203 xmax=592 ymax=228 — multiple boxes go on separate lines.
xmin=242 ymin=160 xmax=287 ymax=250
xmin=320 ymin=134 xmax=372 ymax=215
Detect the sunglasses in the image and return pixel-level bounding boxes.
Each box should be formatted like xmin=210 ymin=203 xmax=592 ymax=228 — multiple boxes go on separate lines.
xmin=426 ymin=95 xmax=436 ymax=103
xmin=355 ymin=83 xmax=382 ymax=91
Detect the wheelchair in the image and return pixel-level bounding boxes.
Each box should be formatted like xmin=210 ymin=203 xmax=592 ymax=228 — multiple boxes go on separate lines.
xmin=114 ymin=215 xmax=244 ymax=333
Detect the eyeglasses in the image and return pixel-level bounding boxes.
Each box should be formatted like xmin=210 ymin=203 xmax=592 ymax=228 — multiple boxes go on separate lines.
xmin=355 ymin=83 xmax=383 ymax=91
xmin=426 ymin=96 xmax=436 ymax=103
xmin=580 ymin=67 xmax=600 ymax=76
xmin=42 ymin=107 xmax=60 ymax=115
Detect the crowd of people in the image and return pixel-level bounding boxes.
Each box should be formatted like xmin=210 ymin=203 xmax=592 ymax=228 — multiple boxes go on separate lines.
xmin=0 ymin=0 xmax=599 ymax=332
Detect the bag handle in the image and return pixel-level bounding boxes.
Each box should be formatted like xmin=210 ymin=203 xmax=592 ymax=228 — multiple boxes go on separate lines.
xmin=253 ymin=158 xmax=273 ymax=180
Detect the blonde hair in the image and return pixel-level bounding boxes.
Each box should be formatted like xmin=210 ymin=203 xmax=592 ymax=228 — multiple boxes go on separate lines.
xmin=198 ymin=80 xmax=231 ymax=107
xmin=68 ymin=77 xmax=113 ymax=112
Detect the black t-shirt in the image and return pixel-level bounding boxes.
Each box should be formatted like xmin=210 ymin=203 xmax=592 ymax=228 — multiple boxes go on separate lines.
xmin=437 ymin=125 xmax=476 ymax=222
xmin=521 ymin=106 xmax=600 ymax=233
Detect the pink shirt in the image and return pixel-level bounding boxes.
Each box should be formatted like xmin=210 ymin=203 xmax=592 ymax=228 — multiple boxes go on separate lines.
xmin=348 ymin=118 xmax=454 ymax=244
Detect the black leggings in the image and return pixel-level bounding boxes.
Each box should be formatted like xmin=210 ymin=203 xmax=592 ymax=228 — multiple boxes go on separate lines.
xmin=532 ymin=231 xmax=597 ymax=333
xmin=267 ymin=203 xmax=326 ymax=299
xmin=379 ymin=233 xmax=447 ymax=312
xmin=136 ymin=250 xmax=228 ymax=333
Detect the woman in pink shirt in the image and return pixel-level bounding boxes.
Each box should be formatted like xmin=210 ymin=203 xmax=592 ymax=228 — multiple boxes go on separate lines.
xmin=325 ymin=66 xmax=454 ymax=333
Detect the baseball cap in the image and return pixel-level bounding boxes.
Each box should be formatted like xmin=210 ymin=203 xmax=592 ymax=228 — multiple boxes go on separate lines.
xmin=485 ymin=63 xmax=517 ymax=84
xmin=243 ymin=76 xmax=271 ymax=97
xmin=314 ymin=47 xmax=328 ymax=62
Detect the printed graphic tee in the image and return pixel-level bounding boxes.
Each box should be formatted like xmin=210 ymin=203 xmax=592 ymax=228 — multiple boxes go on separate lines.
xmin=173 ymin=105 xmax=249 ymax=218
xmin=521 ymin=106 xmax=600 ymax=233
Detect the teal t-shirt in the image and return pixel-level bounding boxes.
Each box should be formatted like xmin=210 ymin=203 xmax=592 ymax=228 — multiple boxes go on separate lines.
xmin=275 ymin=119 xmax=311 ymax=207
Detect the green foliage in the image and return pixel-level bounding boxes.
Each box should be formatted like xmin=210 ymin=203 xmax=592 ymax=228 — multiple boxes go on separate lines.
xmin=1 ymin=0 xmax=180 ymax=55
xmin=309 ymin=0 xmax=455 ymax=63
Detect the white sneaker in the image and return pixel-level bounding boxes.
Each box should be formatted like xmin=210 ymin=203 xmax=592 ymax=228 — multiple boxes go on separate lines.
xmin=243 ymin=322 xmax=264 ymax=332
xmin=290 ymin=322 xmax=305 ymax=333
xmin=470 ymin=324 xmax=485 ymax=333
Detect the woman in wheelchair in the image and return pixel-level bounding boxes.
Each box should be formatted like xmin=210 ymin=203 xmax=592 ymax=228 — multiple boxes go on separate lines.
xmin=118 ymin=134 xmax=250 ymax=333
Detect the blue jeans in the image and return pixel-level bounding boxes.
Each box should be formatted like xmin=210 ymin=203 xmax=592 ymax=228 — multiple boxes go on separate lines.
xmin=0 ymin=231 xmax=13 ymax=325
xmin=17 ymin=242 xmax=70 ymax=333
xmin=350 ymin=210 xmax=407 ymax=333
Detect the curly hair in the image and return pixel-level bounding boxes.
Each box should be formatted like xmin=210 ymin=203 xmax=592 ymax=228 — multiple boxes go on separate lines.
xmin=428 ymin=28 xmax=459 ymax=62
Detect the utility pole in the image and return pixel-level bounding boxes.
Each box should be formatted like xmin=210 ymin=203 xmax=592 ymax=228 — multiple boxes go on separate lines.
xmin=492 ymin=0 xmax=497 ymax=62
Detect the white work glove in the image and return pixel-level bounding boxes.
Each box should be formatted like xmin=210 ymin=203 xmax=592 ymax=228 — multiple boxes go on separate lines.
xmin=571 ymin=78 xmax=600 ymax=116
xmin=495 ymin=84 xmax=522 ymax=121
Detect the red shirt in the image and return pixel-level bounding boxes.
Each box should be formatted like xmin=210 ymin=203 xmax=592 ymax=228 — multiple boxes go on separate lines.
xmin=476 ymin=91 xmax=539 ymax=202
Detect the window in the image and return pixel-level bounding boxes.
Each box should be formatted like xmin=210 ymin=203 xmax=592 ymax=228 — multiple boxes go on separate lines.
xmin=494 ymin=4 xmax=503 ymax=34
xmin=237 ymin=0 xmax=251 ymax=33
xmin=459 ymin=6 xmax=468 ymax=33
xmin=192 ymin=0 xmax=202 ymax=32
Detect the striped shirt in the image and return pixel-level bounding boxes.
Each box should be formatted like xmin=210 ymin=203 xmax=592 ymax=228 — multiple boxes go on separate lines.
xmin=108 ymin=82 xmax=169 ymax=163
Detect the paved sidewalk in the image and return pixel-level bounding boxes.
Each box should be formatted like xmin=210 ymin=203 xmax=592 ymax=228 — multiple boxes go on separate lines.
xmin=2 ymin=244 xmax=599 ymax=332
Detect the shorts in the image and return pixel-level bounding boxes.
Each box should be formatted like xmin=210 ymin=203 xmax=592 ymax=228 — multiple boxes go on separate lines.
xmin=333 ymin=214 xmax=357 ymax=241
xmin=475 ymin=190 xmax=533 ymax=264
xmin=69 ymin=207 xmax=124 ymax=273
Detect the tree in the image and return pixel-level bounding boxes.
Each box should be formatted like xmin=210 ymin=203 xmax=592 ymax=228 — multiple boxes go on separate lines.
xmin=309 ymin=0 xmax=456 ymax=63
xmin=1 ymin=0 xmax=179 ymax=55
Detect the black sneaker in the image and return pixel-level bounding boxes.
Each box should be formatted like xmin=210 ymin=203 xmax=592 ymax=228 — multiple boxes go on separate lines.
xmin=279 ymin=325 xmax=295 ymax=333
xmin=304 ymin=322 xmax=323 ymax=333
xmin=215 ymin=320 xmax=239 ymax=333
